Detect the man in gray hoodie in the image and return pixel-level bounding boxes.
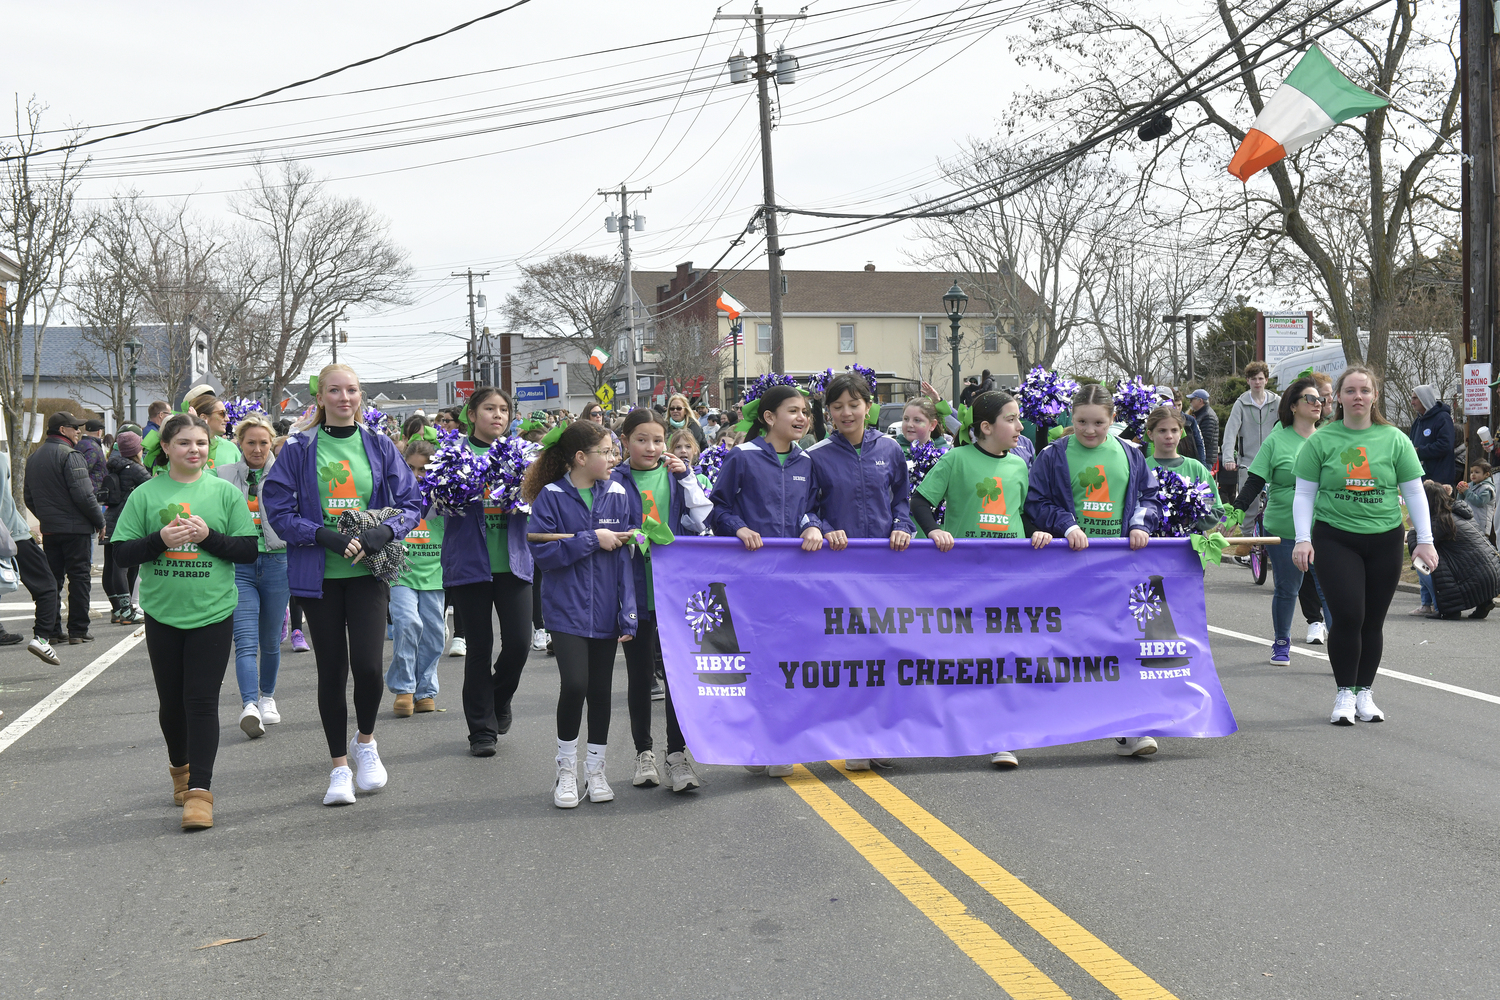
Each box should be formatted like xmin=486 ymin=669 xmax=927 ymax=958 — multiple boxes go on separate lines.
xmin=1221 ymin=361 xmax=1281 ymax=492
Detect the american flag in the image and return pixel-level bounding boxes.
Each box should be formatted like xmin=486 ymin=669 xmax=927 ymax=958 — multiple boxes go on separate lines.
xmin=709 ymin=330 xmax=745 ymax=357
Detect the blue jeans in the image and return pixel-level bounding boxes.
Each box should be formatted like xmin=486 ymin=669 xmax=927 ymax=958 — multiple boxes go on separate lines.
xmin=1419 ymin=571 xmax=1435 ymax=607
xmin=233 ymin=552 xmax=289 ymax=706
xmin=1267 ymin=538 xmax=1331 ymax=642
xmin=386 ymin=585 xmax=444 ymax=700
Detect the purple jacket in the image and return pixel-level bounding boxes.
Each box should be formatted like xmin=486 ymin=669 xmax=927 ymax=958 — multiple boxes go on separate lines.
xmin=262 ymin=425 xmax=423 ymax=599
xmin=808 ymin=428 xmax=913 ymax=537
xmin=527 ymin=475 xmax=637 ymax=639
xmin=440 ymin=498 xmax=533 ymax=588
xmin=708 ymin=437 xmax=825 ymax=539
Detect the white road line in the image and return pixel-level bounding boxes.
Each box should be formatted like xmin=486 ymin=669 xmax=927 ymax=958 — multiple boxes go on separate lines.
xmin=0 ymin=628 xmax=146 ymax=756
xmin=1207 ymin=624 xmax=1500 ymax=707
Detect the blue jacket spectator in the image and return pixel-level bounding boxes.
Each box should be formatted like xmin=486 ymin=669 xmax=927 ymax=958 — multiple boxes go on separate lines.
xmin=1410 ymin=384 xmax=1456 ymax=486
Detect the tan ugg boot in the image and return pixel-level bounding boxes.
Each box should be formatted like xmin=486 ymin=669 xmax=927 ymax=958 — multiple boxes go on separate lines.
xmin=181 ymin=789 xmax=213 ymax=830
xmin=413 ymin=697 xmax=435 ymax=713
xmin=393 ymin=693 xmax=414 ymax=717
xmin=169 ymin=764 xmax=191 ymax=805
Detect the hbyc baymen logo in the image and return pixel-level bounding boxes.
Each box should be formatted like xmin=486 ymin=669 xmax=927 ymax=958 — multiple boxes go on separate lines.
xmin=1130 ymin=575 xmax=1192 ymax=675
xmin=684 ymin=582 xmax=751 ymax=694
xmin=1340 ymin=446 xmax=1376 ymax=492
xmin=1077 ymin=464 xmax=1113 ymax=518
xmin=157 ymin=503 xmax=198 ymax=561
xmin=974 ymin=476 xmax=1010 ymax=532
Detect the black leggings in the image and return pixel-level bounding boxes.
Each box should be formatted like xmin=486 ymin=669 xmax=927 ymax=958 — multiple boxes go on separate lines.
xmin=622 ymin=613 xmax=685 ymax=755
xmin=446 ymin=590 xmax=465 ymax=639
xmin=532 ymin=576 xmax=545 ymax=630
xmin=145 ymin=614 xmax=233 ymax=791
xmin=1298 ymin=570 xmax=1324 ymax=624
xmin=1311 ymin=522 xmax=1403 ymax=688
xmin=554 ymin=631 xmax=617 ymax=744
xmin=450 ymin=573 xmax=532 ymax=741
xmin=288 ymin=596 xmax=303 ymax=631
xmin=301 ymin=575 xmax=389 ymax=758
xmin=102 ymin=542 xmax=138 ymax=598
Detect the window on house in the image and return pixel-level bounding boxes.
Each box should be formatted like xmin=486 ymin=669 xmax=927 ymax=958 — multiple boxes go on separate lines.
xmin=757 ymin=323 xmax=772 ymax=354
xmin=922 ymin=324 xmax=939 ymax=353
xmin=983 ymin=325 xmax=999 ymax=353
xmin=839 ymin=323 xmax=856 ymax=353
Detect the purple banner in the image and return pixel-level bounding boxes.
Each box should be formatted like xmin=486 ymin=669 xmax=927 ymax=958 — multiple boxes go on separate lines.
xmin=652 ymin=537 xmax=1237 ymax=765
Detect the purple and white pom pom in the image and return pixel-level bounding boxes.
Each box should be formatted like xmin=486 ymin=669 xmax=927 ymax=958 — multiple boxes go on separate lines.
xmin=1112 ymin=376 xmax=1156 ymax=436
xmin=741 ymin=372 xmax=798 ymax=404
xmin=1017 ymin=366 xmax=1078 ymax=430
xmin=1153 ymin=469 xmax=1216 ymax=537
xmin=694 ymin=439 xmax=733 ymax=495
xmin=421 ymin=438 xmax=492 ymax=517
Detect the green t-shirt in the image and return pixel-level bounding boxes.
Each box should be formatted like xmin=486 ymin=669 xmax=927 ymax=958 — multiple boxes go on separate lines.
xmin=317 ymin=427 xmax=374 ymax=580
xmin=469 ymin=440 xmax=511 ymax=574
xmin=1292 ymin=421 xmax=1423 ymax=534
xmin=1245 ymin=425 xmax=1312 ymax=539
xmin=579 ymin=486 xmax=593 ymax=509
xmin=1067 ymin=434 xmax=1131 ymax=538
xmin=207 ymin=436 xmax=242 ymax=474
xmin=631 ymin=463 xmax=672 ymax=611
xmin=111 ymin=472 xmax=256 ymax=629
xmin=915 ymin=445 xmax=1029 ymax=538
xmin=396 ymin=511 xmax=445 ymax=591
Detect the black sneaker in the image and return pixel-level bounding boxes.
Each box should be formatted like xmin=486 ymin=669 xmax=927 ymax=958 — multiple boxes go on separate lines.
xmin=68 ymin=633 xmax=96 ymax=644
xmin=469 ymin=739 xmax=497 ymax=758
xmin=496 ymin=700 xmax=513 ymax=735
xmin=650 ymin=676 xmax=665 ymax=701
xmin=0 ymin=630 xmax=22 ymax=646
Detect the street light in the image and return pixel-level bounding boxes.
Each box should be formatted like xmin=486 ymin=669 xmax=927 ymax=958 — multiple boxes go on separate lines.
xmin=943 ymin=279 xmax=968 ymax=406
xmin=260 ymin=376 xmax=272 ymax=413
xmin=123 ymin=337 xmax=143 ymax=425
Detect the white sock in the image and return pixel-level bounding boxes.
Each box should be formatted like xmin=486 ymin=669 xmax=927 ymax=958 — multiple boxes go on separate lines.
xmin=586 ymin=743 xmax=606 ymax=769
xmin=556 ymin=737 xmax=578 ymax=764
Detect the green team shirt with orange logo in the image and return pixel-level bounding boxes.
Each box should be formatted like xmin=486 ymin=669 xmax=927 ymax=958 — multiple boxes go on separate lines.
xmin=914 ymin=445 xmax=1028 ymax=538
xmin=396 ymin=510 xmax=445 ymax=591
xmin=317 ymin=427 xmax=375 ymax=580
xmin=206 ymin=436 xmax=241 ymax=474
xmin=111 ymin=472 xmax=256 ymax=629
xmin=1292 ymin=421 xmax=1423 ymax=534
xmin=468 ymin=440 xmax=510 ymax=574
xmin=1067 ymin=434 xmax=1131 ymax=537
xmin=631 ymin=462 xmax=671 ymax=610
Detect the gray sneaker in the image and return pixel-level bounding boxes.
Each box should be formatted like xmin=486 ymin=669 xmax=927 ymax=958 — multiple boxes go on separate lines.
xmin=632 ymin=749 xmax=660 ymax=787
xmin=665 ymin=752 xmax=701 ymax=793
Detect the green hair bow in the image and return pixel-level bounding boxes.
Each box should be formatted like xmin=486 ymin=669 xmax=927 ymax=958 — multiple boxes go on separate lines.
xmin=1296 ymin=367 xmax=1314 ymax=379
xmin=416 ymin=425 xmax=439 ymax=446
xmin=540 ymin=423 xmax=566 ymax=448
xmin=308 ymin=375 xmax=319 ymax=397
xmin=518 ymin=419 xmax=546 ymax=435
xmin=955 ymin=403 xmax=974 ymax=445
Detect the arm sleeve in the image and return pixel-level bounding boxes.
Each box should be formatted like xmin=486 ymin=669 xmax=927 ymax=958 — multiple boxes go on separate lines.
xmin=198 ymin=529 xmax=259 ymax=564
xmin=358 ymin=524 xmax=395 ymax=554
xmin=527 ymin=492 xmax=602 ymax=570
xmin=1128 ymin=459 xmax=1162 ymax=533
xmin=113 ymin=531 xmax=169 ymax=568
xmin=1222 ymin=404 xmax=1242 ymax=463
xmin=316 ymin=527 xmax=354 ymax=554
xmin=616 ymin=546 xmax=638 ymax=637
xmin=66 ymin=454 xmax=105 ymax=529
xmin=1232 ymin=473 xmax=1268 ymax=510
xmin=1293 ymin=478 xmax=1317 ymax=543
xmin=676 ymin=470 xmax=713 ymax=534
xmin=910 ymin=491 xmax=941 ymax=535
xmin=1400 ymin=478 xmax=1434 ymax=545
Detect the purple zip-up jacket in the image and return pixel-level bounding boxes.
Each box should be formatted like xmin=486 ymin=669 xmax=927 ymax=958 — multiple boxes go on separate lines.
xmin=262 ymin=425 xmax=423 ymax=599
xmin=807 ymin=428 xmax=913 ymax=537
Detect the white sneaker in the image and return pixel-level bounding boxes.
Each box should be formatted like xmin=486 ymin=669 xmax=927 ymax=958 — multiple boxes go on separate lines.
xmin=766 ymin=764 xmax=794 ymax=778
xmin=347 ymin=736 xmax=388 ymax=792
xmin=554 ymin=757 xmax=580 ymax=808
xmin=1330 ymin=688 xmax=1357 ymax=726
xmin=1306 ymin=621 xmax=1326 ymax=645
xmin=259 ymin=696 xmax=280 ymax=725
xmin=1115 ymin=736 xmax=1158 ymax=756
xmin=844 ymin=758 xmax=872 ymax=771
xmin=449 ymin=636 xmax=467 ymax=658
xmin=665 ymin=751 xmax=701 ymax=793
xmin=990 ymin=751 xmax=1018 ymax=768
xmin=632 ymin=749 xmax=660 ymax=787
xmin=585 ymin=760 xmax=615 ymax=802
xmin=531 ymin=628 xmax=550 ymax=651
xmin=27 ymin=637 xmax=59 ymax=665
xmin=1355 ymin=688 xmax=1385 ymax=722
xmin=323 ymin=765 xmax=356 ymax=806
xmin=238 ymin=702 xmax=265 ymax=739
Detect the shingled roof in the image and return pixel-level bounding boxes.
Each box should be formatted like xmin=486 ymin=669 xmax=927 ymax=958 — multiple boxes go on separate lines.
xmin=632 ymin=268 xmax=1031 ymax=317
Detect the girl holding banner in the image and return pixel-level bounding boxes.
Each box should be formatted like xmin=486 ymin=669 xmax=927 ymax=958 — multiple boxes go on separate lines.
xmin=809 ymin=372 xmax=915 ymax=772
xmin=909 ymin=390 xmax=1049 ymax=768
xmin=1025 ymin=382 xmax=1163 ymax=758
xmin=614 ymin=408 xmax=711 ymax=794
xmin=710 ymin=382 xmax=825 ymax=778
xmin=1291 ymin=365 xmax=1434 ymax=726
xmin=523 ymin=421 xmax=638 ymax=810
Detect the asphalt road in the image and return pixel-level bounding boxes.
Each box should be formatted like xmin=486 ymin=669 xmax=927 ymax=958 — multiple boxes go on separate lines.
xmin=1 ymin=568 xmax=1497 ymax=999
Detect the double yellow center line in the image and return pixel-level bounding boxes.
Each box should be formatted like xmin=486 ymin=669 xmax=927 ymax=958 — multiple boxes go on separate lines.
xmin=783 ymin=763 xmax=1180 ymax=1000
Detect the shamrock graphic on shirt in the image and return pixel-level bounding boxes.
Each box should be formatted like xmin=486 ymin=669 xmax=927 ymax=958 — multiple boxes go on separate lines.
xmin=1340 ymin=446 xmax=1375 ymax=492
xmin=157 ymin=502 xmax=198 ymax=560
xmin=974 ymin=477 xmax=1010 ymax=532
xmin=158 ymin=502 xmax=187 ymax=526
xmin=1076 ymin=465 xmax=1114 ymax=518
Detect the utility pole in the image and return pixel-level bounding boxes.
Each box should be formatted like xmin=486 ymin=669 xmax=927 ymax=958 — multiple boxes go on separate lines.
xmin=1461 ymin=0 xmax=1497 ymax=469
xmin=328 ymin=310 xmax=346 ymax=365
xmin=452 ymin=270 xmax=489 ymax=381
xmin=719 ymin=5 xmax=804 ymax=375
xmin=1163 ymin=313 xmax=1209 ymax=384
xmin=600 ymin=184 xmax=650 ymax=409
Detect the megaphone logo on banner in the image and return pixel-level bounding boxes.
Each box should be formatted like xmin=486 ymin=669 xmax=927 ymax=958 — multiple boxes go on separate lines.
xmin=1130 ymin=576 xmax=1192 ymax=669
xmin=684 ymin=582 xmax=752 ymax=684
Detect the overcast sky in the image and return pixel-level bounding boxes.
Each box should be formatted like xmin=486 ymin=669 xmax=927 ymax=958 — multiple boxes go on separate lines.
xmin=8 ymin=0 xmax=1058 ymax=382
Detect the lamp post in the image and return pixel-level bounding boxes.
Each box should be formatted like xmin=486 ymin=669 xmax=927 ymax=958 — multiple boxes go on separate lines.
xmin=943 ymin=280 xmax=969 ymax=406
xmin=1163 ymin=313 xmax=1209 ymax=383
xmin=260 ymin=376 xmax=272 ymax=413
xmin=124 ymin=337 xmax=143 ymax=426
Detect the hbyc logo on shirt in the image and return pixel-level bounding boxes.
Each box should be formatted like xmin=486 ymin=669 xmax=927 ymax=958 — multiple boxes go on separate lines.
xmin=407 ymin=518 xmax=430 ymax=543
xmin=157 ymin=503 xmax=198 ymax=561
xmin=974 ymin=477 xmax=1010 ymax=532
xmin=1340 ymin=447 xmax=1376 ymax=492
xmin=1077 ymin=465 xmax=1114 ymax=517
xmin=320 ymin=460 xmax=362 ymax=517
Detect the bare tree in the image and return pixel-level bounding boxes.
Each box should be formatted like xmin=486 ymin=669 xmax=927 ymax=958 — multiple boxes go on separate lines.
xmin=67 ymin=194 xmax=144 ymax=424
xmin=0 ymin=97 xmax=92 ymax=504
xmin=233 ymin=159 xmax=411 ymax=400
xmin=503 ymin=252 xmax=623 ymax=396
xmin=131 ymin=199 xmax=220 ymax=402
xmin=913 ymin=144 xmax=1125 ymax=371
xmin=650 ymin=317 xmax=724 ymax=403
xmin=1015 ymin=0 xmax=1460 ymax=377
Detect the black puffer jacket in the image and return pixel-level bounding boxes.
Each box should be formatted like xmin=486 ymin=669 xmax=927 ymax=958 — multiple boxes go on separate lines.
xmin=24 ymin=435 xmax=104 ymax=534
xmin=1409 ymin=500 xmax=1500 ymax=616
xmin=101 ymin=452 xmax=152 ymax=535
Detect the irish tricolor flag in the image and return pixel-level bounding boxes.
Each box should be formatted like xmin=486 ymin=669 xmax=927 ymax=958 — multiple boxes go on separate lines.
xmin=716 ymin=289 xmax=746 ymax=320
xmin=588 ymin=347 xmax=610 ymax=370
xmin=1227 ymin=44 xmax=1387 ymax=182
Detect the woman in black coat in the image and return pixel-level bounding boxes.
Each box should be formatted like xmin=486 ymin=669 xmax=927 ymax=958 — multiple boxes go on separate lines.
xmin=1410 ymin=481 xmax=1500 ymax=619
